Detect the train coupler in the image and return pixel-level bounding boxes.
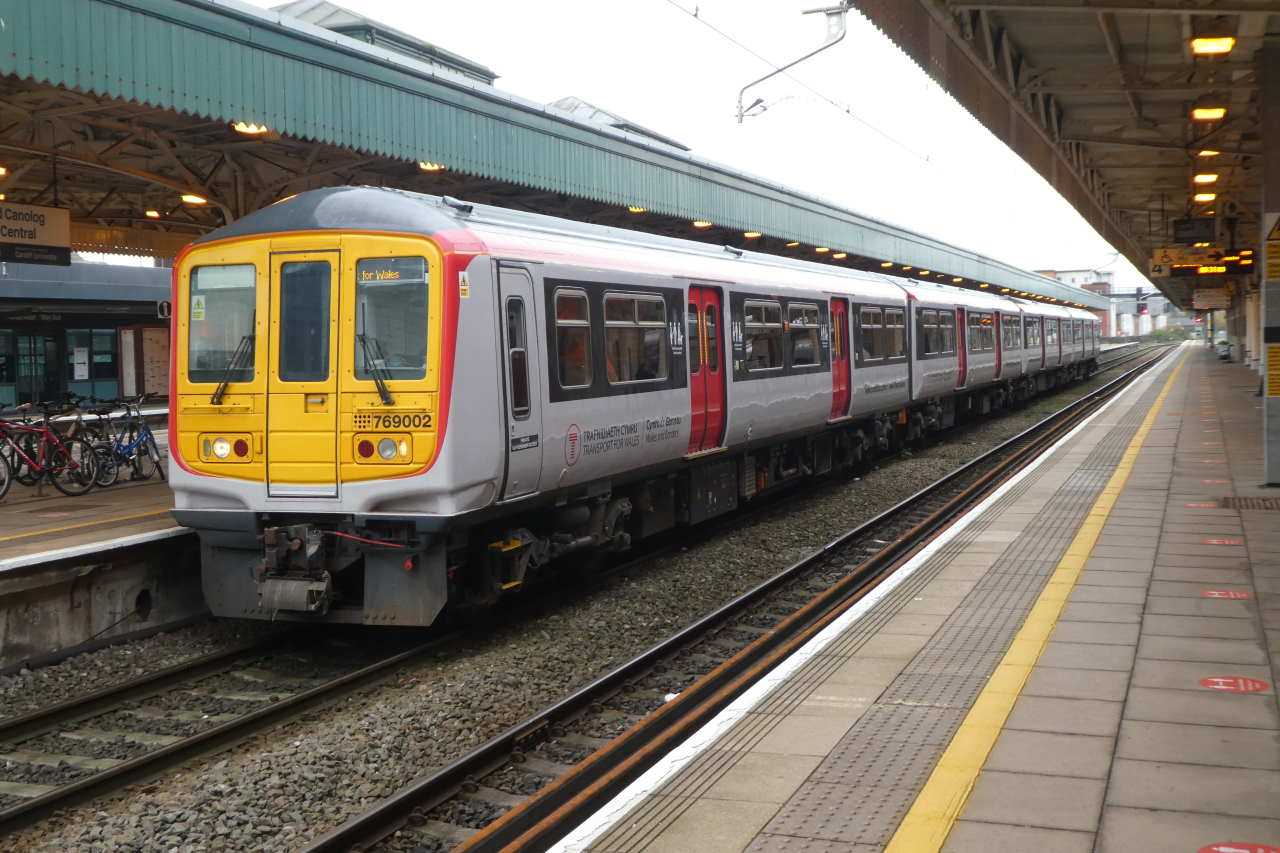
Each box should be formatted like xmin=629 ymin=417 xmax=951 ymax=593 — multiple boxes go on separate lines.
xmin=257 ymin=524 xmax=331 ymax=614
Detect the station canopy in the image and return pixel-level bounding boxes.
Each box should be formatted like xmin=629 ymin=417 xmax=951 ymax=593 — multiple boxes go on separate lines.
xmin=0 ymin=0 xmax=1107 ymax=309
xmin=851 ymin=1 xmax=1280 ymax=307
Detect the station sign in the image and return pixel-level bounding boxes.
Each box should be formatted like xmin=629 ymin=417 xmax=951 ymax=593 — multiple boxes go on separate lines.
xmin=1192 ymin=289 xmax=1230 ymax=310
xmin=1149 ymin=246 xmax=1233 ymax=278
xmin=1173 ymin=217 xmax=1217 ymax=245
xmin=0 ymin=201 xmax=70 ymax=266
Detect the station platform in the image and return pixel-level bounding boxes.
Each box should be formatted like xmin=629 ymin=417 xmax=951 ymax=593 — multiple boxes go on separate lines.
xmin=556 ymin=344 xmax=1280 ymax=853
xmin=0 ymin=478 xmax=180 ymax=569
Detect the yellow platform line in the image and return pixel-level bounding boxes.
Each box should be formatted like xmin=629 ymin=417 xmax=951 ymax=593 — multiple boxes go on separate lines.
xmin=0 ymin=509 xmax=170 ymax=543
xmin=884 ymin=351 xmax=1187 ymax=853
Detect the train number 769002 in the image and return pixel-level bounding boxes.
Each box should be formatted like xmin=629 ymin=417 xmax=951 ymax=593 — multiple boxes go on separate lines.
xmin=374 ymin=412 xmax=432 ymax=429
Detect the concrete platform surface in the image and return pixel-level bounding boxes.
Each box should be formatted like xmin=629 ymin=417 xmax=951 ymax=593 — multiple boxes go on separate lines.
xmin=552 ymin=345 xmax=1280 ymax=853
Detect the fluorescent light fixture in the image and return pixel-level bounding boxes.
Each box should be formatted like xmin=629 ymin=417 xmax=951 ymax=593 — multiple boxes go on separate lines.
xmin=1194 ymin=193 xmax=1216 ymax=202
xmin=418 ymin=161 xmax=446 ymax=172
xmin=1191 ymin=37 xmax=1235 ymax=55
xmin=1192 ymin=106 xmax=1226 ymax=121
xmin=181 ymin=193 xmax=207 ymax=205
xmin=231 ymin=121 xmax=269 ymax=136
xmin=785 ymin=242 xmax=800 ymax=247
xmin=627 ymin=206 xmax=647 ymax=214
xmin=743 ymin=231 xmax=762 ymax=239
xmin=1198 ymin=149 xmax=1220 ymax=157
xmin=144 ymin=210 xmax=161 ymax=218
xmin=832 ymin=252 xmax=847 ymax=259
xmin=1193 ymin=173 xmax=1219 ymax=184
xmin=692 ymin=220 xmax=713 ymax=229
xmin=879 ymin=261 xmax=893 ymax=268
xmin=814 ymin=246 xmax=830 ymax=253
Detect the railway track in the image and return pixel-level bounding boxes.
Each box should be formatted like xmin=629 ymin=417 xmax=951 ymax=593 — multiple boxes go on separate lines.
xmin=0 ymin=629 xmax=445 ymax=833
xmin=304 ymin=344 xmax=1177 ymax=853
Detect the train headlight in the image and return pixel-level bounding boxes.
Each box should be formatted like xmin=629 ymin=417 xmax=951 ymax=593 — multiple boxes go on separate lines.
xmin=377 ymin=438 xmax=397 ymax=460
xmin=211 ymin=437 xmax=232 ymax=459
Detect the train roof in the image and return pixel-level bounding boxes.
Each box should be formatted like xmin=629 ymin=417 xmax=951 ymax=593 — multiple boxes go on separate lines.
xmin=196 ymin=187 xmax=1097 ymax=320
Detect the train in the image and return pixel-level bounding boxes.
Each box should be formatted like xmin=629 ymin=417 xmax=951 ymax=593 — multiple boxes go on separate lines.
xmin=170 ymin=187 xmax=1100 ymax=626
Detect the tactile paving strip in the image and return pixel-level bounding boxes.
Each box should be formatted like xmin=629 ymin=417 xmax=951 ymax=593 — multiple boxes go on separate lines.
xmin=587 ymin=362 xmax=1174 ymax=853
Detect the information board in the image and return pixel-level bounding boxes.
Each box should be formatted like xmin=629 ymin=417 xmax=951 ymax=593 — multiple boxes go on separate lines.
xmin=0 ymin=201 xmax=70 ymax=265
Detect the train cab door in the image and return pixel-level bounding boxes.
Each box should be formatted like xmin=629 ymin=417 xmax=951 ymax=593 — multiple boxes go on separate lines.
xmin=993 ymin=314 xmax=1004 ymax=379
xmin=266 ymin=251 xmax=340 ymax=498
xmin=829 ymin=298 xmax=850 ymax=419
xmin=687 ymin=285 xmax=725 ymax=454
xmin=498 ymin=263 xmax=544 ymax=500
xmin=955 ymin=307 xmax=968 ymax=389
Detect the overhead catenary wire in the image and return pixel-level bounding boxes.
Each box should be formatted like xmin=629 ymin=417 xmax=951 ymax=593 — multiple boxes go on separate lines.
xmin=658 ymin=0 xmax=932 ymax=162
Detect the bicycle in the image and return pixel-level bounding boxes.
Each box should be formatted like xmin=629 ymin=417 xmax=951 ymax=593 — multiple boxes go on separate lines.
xmin=92 ymin=394 xmax=166 ymax=487
xmin=0 ymin=402 xmax=99 ymax=499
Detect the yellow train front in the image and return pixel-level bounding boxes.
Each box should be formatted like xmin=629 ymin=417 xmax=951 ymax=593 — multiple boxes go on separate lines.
xmin=172 ymin=188 xmax=469 ymax=625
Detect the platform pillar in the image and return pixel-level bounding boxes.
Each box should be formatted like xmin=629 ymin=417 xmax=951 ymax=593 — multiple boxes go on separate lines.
xmin=1262 ymin=42 xmax=1280 ymax=484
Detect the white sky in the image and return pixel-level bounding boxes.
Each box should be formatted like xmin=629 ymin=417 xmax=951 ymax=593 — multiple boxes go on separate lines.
xmin=242 ymin=0 xmax=1151 ymax=291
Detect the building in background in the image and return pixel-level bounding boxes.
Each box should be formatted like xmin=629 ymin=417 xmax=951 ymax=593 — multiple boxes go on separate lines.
xmin=0 ymin=261 xmax=170 ymax=408
xmin=1036 ymin=268 xmax=1193 ymax=338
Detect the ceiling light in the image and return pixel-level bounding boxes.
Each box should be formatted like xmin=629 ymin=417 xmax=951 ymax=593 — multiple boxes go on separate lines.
xmin=1198 ymin=149 xmax=1220 ymax=157
xmin=743 ymin=231 xmax=762 ymax=239
xmin=145 ymin=210 xmax=161 ymax=218
xmin=1194 ymin=193 xmax=1216 ymax=202
xmin=1222 ymin=255 xmax=1240 ymax=261
xmin=627 ymin=206 xmax=647 ymax=214
xmin=1194 ymin=241 xmax=1211 ymax=247
xmin=1194 ymin=173 xmax=1219 ymax=184
xmin=978 ymin=283 xmax=989 ymax=288
xmin=692 ymin=220 xmax=713 ymax=229
xmin=833 ymin=252 xmax=847 ymax=259
xmin=1204 ymin=209 xmax=1216 ymax=215
xmin=1241 ymin=259 xmax=1253 ymax=265
xmin=231 ymin=121 xmax=269 ymax=136
xmin=901 ymin=265 xmax=913 ymax=271
xmin=1190 ymin=36 xmax=1235 ymax=55
xmin=0 ymin=166 xmax=7 ymax=176
xmin=815 ymin=246 xmax=830 ymax=253
xmin=0 ymin=193 xmax=6 ymax=201
xmin=1191 ymin=106 xmax=1226 ymax=121
xmin=418 ymin=161 xmax=446 ymax=172
xmin=952 ymin=277 xmax=963 ymax=282
xmin=181 ymin=193 xmax=207 ymax=205
xmin=785 ymin=241 xmax=800 ymax=247
xmin=1000 ymin=287 xmax=1011 ymax=292
xmin=1241 ymin=249 xmax=1253 ymax=256
xmin=879 ymin=261 xmax=893 ymax=268
xmin=918 ymin=270 xmax=931 ymax=276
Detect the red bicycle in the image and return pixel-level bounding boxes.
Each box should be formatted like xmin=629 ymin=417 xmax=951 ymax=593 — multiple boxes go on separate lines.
xmin=0 ymin=402 xmax=99 ymax=499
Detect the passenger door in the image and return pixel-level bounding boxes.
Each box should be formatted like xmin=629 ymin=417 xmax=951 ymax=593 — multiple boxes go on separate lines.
xmin=993 ymin=314 xmax=1004 ymax=379
xmin=829 ymin=298 xmax=850 ymax=419
xmin=266 ymin=251 xmax=340 ymax=497
xmin=955 ymin=307 xmax=968 ymax=389
xmin=498 ymin=264 xmax=544 ymax=500
xmin=687 ymin=285 xmax=725 ymax=454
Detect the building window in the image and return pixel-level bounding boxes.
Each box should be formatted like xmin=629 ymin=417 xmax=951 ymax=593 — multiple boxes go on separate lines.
xmin=788 ymin=302 xmax=821 ymax=367
xmin=0 ymin=330 xmax=14 ymax=407
xmin=555 ymin=289 xmax=592 ymax=388
xmin=743 ymin=300 xmax=784 ymax=371
xmin=604 ymin=292 xmax=668 ymax=383
xmin=66 ymin=328 xmax=120 ymax=400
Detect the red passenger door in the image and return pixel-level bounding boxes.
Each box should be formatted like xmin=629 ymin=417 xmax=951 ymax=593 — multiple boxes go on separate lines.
xmin=687 ymin=286 xmax=725 ymax=454
xmin=993 ymin=314 xmax=1004 ymax=379
xmin=955 ymin=307 xmax=968 ymax=389
xmin=829 ymin=298 xmax=850 ymax=419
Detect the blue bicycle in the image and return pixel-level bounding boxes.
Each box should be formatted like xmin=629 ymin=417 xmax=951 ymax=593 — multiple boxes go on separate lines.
xmin=92 ymin=394 xmax=167 ymax=487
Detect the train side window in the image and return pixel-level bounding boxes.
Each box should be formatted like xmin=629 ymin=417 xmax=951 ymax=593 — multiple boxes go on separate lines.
xmin=604 ymin=293 xmax=669 ymax=384
xmin=687 ymin=303 xmax=701 ymax=374
xmin=859 ymin=306 xmax=882 ymax=361
xmin=555 ymin=289 xmax=592 ymax=388
xmin=705 ymin=307 xmax=719 ymax=371
xmin=919 ymin=309 xmax=938 ymax=356
xmin=884 ymin=308 xmax=905 ymax=358
xmin=789 ymin=302 xmax=821 ymax=367
xmin=355 ymin=257 xmax=427 ymax=381
xmin=506 ymin=298 xmax=530 ymax=418
xmin=967 ymin=313 xmax=982 ymax=353
xmin=1046 ymin=319 xmax=1059 ymax=346
xmin=744 ymin=300 xmax=784 ymax=371
xmin=940 ymin=311 xmax=956 ymax=354
xmin=1002 ymin=315 xmax=1021 ymax=350
xmin=188 ymin=263 xmax=256 ymax=383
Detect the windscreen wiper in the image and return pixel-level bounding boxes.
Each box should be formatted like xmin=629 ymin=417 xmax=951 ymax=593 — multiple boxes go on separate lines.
xmin=357 ymin=334 xmax=396 ymax=405
xmin=210 ymin=333 xmax=254 ymax=405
